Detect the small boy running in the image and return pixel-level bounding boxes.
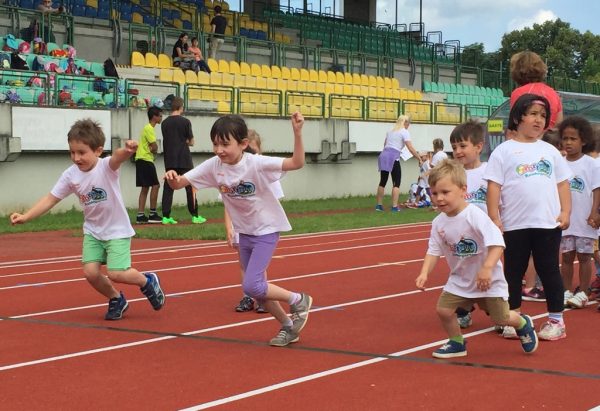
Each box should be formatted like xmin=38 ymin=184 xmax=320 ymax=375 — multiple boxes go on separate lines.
xmin=415 ymin=159 xmax=538 ymax=358
xmin=10 ymin=119 xmax=165 ymax=320
xmin=135 ymin=106 xmax=163 ymax=224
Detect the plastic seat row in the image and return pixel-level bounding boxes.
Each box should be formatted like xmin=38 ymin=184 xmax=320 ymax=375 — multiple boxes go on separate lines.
xmin=424 ymin=81 xmax=503 ymax=98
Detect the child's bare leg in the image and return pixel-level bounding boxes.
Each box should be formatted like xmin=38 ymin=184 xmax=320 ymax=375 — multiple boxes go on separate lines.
xmin=376 ymin=185 xmax=385 ymax=206
xmin=577 ymin=253 xmax=593 ymax=292
xmin=149 ymin=184 xmax=159 ymax=210
xmin=265 ymin=283 xmax=292 ymax=302
xmin=83 ymin=262 xmax=120 ymax=299
xmin=137 ymin=186 xmax=149 ymax=213
xmin=437 ymin=306 xmax=461 ymax=338
xmin=261 ymin=300 xmax=289 ymax=323
xmin=391 ymin=186 xmax=400 ymax=208
xmin=561 ymin=251 xmax=576 ymax=291
xmin=500 ymin=310 xmax=525 ymax=328
xmin=106 ymin=268 xmax=147 ymax=287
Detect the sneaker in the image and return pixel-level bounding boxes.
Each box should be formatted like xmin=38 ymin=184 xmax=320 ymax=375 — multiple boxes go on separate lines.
xmin=502 ymin=326 xmax=519 ymax=339
xmin=457 ymin=312 xmax=472 ymax=329
xmin=162 ymin=216 xmax=178 ymax=225
xmin=564 ymin=290 xmax=574 ymax=307
xmin=538 ymin=319 xmax=566 ymax=341
xmin=375 ymin=204 xmax=384 ymax=212
xmin=148 ymin=213 xmax=162 ymax=224
xmin=516 ymin=314 xmax=538 ymax=354
xmin=269 ymin=326 xmax=299 ymax=347
xmin=255 ymin=304 xmax=268 ymax=314
xmin=192 ymin=215 xmax=207 ymax=224
xmin=105 ymin=292 xmax=128 ymax=320
xmin=494 ymin=325 xmax=504 ymax=334
xmin=432 ymin=340 xmax=467 ymax=359
xmin=235 ymin=296 xmax=254 ymax=312
xmin=140 ymin=272 xmax=165 ymax=311
xmin=390 ymin=206 xmax=401 ymax=212
xmin=290 ymin=293 xmax=313 ymax=333
xmin=136 ymin=215 xmax=148 ymax=224
xmin=522 ymin=287 xmax=546 ymax=302
xmin=590 ymin=277 xmax=600 ymax=293
xmin=566 ymin=291 xmax=589 ymax=309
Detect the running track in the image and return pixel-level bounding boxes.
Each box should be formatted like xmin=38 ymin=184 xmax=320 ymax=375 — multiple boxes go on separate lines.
xmin=0 ymin=223 xmax=599 ymax=410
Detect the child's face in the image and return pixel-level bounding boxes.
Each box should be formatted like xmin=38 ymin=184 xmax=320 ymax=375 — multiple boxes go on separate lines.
xmin=451 ymin=139 xmax=482 ymax=169
xmin=430 ymin=176 xmax=467 ymax=217
xmin=212 ymin=135 xmax=249 ymax=165
xmin=154 ymin=114 xmax=162 ymax=124
xmin=518 ymin=103 xmax=547 ymax=141
xmin=192 ymin=39 xmax=198 ymax=47
xmin=69 ymin=140 xmax=102 ymax=172
xmin=561 ymin=126 xmax=584 ymax=158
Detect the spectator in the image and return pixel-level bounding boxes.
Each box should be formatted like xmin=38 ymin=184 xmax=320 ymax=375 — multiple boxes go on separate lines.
xmin=209 ymin=5 xmax=227 ymax=60
xmin=188 ymin=37 xmax=211 ymax=73
xmin=36 ymin=0 xmax=63 ymax=43
xmin=172 ymin=32 xmax=196 ymax=72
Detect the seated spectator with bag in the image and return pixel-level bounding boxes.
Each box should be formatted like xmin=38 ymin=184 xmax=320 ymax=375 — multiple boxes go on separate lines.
xmin=171 ymin=32 xmax=197 ymax=72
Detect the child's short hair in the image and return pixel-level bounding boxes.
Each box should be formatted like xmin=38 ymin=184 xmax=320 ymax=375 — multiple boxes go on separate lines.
xmin=508 ymin=93 xmax=551 ymax=131
xmin=170 ymin=96 xmax=184 ymax=111
xmin=558 ymin=115 xmax=595 ymax=154
xmin=542 ymin=128 xmax=561 ymax=150
xmin=191 ymin=37 xmax=198 ymax=44
xmin=147 ymin=106 xmax=162 ymax=121
xmin=210 ymin=114 xmax=248 ymax=144
xmin=449 ymin=120 xmax=485 ymax=145
xmin=428 ymin=159 xmax=466 ymax=188
xmin=432 ymin=138 xmax=444 ymax=151
xmin=214 ymin=5 xmax=222 ymax=13
xmin=510 ymin=51 xmax=547 ymax=85
xmin=67 ymin=119 xmax=105 ymax=150
xmin=247 ymin=129 xmax=262 ymax=152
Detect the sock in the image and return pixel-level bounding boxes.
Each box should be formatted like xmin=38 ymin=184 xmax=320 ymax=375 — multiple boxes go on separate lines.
xmin=548 ymin=312 xmax=564 ymax=324
xmin=137 ymin=212 xmax=145 ymax=217
xmin=282 ymin=318 xmax=293 ymax=328
xmin=288 ymin=292 xmax=301 ymax=306
xmin=150 ymin=208 xmax=157 ymax=215
xmin=449 ymin=335 xmax=464 ymax=344
xmin=515 ymin=316 xmax=527 ymax=330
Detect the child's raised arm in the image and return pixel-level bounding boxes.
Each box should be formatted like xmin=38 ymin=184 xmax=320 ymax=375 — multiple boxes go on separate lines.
xmin=415 ymin=254 xmax=440 ymax=290
xmin=10 ymin=193 xmax=61 ymax=225
xmin=109 ymin=140 xmax=138 ymax=171
xmin=282 ymin=112 xmax=305 ymax=171
xmin=164 ymin=170 xmax=191 ymax=190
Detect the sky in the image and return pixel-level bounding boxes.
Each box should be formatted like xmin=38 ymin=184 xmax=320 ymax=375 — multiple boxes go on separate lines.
xmin=375 ymin=0 xmax=600 ymax=52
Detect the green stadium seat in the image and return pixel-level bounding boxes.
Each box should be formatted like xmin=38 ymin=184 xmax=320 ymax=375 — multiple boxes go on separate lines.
xmin=423 ymin=81 xmax=432 ymax=92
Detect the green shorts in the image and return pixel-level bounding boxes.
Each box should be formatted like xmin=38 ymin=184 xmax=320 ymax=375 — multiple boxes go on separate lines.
xmin=82 ymin=235 xmax=132 ymax=271
xmin=437 ymin=291 xmax=510 ymax=323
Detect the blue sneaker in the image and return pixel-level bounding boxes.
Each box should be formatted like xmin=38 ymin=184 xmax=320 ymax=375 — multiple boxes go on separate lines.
xmin=105 ymin=292 xmax=128 ymax=320
xmin=516 ymin=314 xmax=538 ymax=354
xmin=375 ymin=204 xmax=384 ymax=211
xmin=141 ymin=272 xmax=165 ymax=311
xmin=391 ymin=206 xmax=400 ymax=212
xmin=432 ymin=339 xmax=467 ymax=358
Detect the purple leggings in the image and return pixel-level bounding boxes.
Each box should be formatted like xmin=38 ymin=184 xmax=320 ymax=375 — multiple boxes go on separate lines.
xmin=238 ymin=232 xmax=279 ymax=301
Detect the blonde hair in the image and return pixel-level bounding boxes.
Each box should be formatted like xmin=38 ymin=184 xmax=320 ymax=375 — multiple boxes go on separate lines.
xmin=392 ymin=115 xmax=411 ymax=131
xmin=510 ymin=51 xmax=547 ymax=85
xmin=247 ymin=129 xmax=262 ymax=153
xmin=428 ymin=159 xmax=466 ymax=188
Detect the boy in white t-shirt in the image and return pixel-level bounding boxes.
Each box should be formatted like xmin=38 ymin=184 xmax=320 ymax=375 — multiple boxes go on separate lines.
xmin=430 ymin=138 xmax=448 ymax=167
xmin=10 ymin=119 xmax=165 ymax=320
xmin=165 ymin=113 xmax=313 ymax=347
xmin=558 ymin=116 xmax=600 ymax=309
xmin=415 ymin=159 xmax=538 ymax=358
xmin=484 ymin=94 xmax=572 ymax=341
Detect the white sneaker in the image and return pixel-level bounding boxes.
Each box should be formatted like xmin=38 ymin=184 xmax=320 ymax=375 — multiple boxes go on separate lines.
xmin=564 ymin=290 xmax=574 ymax=307
xmin=566 ymin=291 xmax=589 ymax=309
xmin=538 ymin=319 xmax=566 ymax=341
xmin=502 ymin=326 xmax=519 ymax=339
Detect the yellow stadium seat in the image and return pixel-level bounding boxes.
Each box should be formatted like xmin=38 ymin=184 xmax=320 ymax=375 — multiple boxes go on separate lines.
xmin=281 ymin=66 xmax=291 ymax=79
xmin=307 ymin=81 xmax=317 ymax=92
xmin=300 ymin=68 xmax=310 ymax=81
xmin=309 ymin=69 xmax=319 ymax=82
xmin=318 ymin=70 xmax=328 ymax=83
xmin=144 ymin=52 xmax=158 ymax=68
xmin=131 ymin=51 xmax=145 ymax=66
xmin=256 ymin=76 xmax=267 ymax=89
xmin=368 ymin=75 xmax=377 ymax=87
xmin=297 ymin=80 xmax=308 ymax=92
xmin=375 ymin=76 xmax=384 ymax=88
xmin=344 ymin=72 xmax=352 ymax=84
xmin=399 ymin=89 xmax=408 ymax=100
xmin=245 ymin=76 xmax=257 ymax=88
xmin=197 ymin=71 xmax=210 ymax=85
xmin=290 ymin=67 xmax=300 ymax=80
xmin=271 ymin=65 xmax=282 ymax=79
xmin=210 ymin=72 xmax=223 ymax=86
xmin=132 ymin=12 xmax=143 ymax=24
xmin=288 ymin=79 xmax=298 ymax=91
xmin=173 ymin=19 xmax=183 ymax=29
xmin=229 ymin=61 xmax=240 ymax=74
xmin=352 ymin=73 xmax=361 ymax=84
xmin=240 ymin=62 xmax=251 ymax=75
xmin=343 ymin=84 xmax=352 ymax=95
xmin=327 ymin=71 xmax=336 ymax=83
xmin=360 ymin=74 xmax=369 ymax=86
xmin=261 ymin=65 xmax=272 ymax=78
xmin=335 ymin=71 xmax=344 ymax=83
xmin=233 ymin=74 xmax=245 ymax=87
xmin=159 ymin=68 xmax=173 ymax=82
xmin=86 ymin=0 xmax=97 ymax=7
xmin=218 ymin=59 xmax=229 ymax=73
xmin=172 ymin=69 xmax=185 ymax=85
xmin=334 ymin=83 xmax=343 ymax=94
xmin=221 ymin=73 xmax=234 ymax=87
xmin=352 ymin=85 xmax=361 ymax=96
xmin=207 ymin=58 xmax=219 ymax=72
xmin=384 ymin=77 xmax=392 ymax=89
xmin=414 ymin=90 xmax=423 ymax=100
xmin=217 ymin=101 xmax=231 ymax=113
xmin=158 ymin=53 xmax=171 ymax=68
xmin=368 ymin=86 xmax=377 ymax=97
xmin=266 ymin=78 xmax=277 ymax=90
xmin=275 ymin=78 xmax=287 ymax=91
xmin=316 ymin=82 xmax=326 ymax=94
xmin=251 ymin=63 xmax=262 ymax=77
xmin=391 ymin=78 xmax=400 ymax=89
xmin=185 ymin=70 xmax=198 ymax=84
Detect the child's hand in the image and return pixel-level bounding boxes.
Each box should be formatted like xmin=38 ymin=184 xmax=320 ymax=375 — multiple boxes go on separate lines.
xmin=124 ymin=139 xmax=138 ymax=154
xmin=588 ymin=211 xmax=600 ymax=229
xmin=476 ymin=267 xmax=492 ymax=291
xmin=226 ymin=230 xmax=237 ymax=249
xmin=9 ymin=212 xmax=26 ymax=225
xmin=291 ymin=112 xmax=304 ymax=134
xmin=164 ymin=170 xmax=179 ymax=181
xmin=415 ymin=273 xmax=428 ymax=290
xmin=556 ymin=210 xmax=570 ymax=230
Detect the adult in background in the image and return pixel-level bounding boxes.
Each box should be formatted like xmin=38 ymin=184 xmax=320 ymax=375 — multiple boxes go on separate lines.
xmin=160 ymin=96 xmax=207 ymax=225
xmin=172 ymin=32 xmax=196 ymax=72
xmin=208 ymin=5 xmax=227 ymax=60
xmin=375 ymin=115 xmax=421 ymax=212
xmin=36 ymin=0 xmax=63 ymax=43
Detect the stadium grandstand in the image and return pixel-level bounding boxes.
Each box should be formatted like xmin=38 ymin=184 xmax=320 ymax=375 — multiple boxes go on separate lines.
xmin=0 ymin=0 xmax=599 ymax=213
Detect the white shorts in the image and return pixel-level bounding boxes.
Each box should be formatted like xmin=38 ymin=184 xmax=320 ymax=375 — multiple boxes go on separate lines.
xmin=561 ymin=235 xmax=594 ymax=254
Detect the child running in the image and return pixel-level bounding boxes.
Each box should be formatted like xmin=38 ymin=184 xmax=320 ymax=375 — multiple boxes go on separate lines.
xmin=559 ymin=116 xmax=600 ymax=309
xmin=415 ymin=159 xmax=538 ymax=358
xmin=449 ymin=120 xmax=488 ymax=329
xmin=165 ymin=113 xmax=313 ymax=346
xmin=10 ymin=119 xmax=165 ymax=320
xmin=229 ymin=129 xmax=284 ymax=314
xmin=484 ymin=94 xmax=572 ymax=341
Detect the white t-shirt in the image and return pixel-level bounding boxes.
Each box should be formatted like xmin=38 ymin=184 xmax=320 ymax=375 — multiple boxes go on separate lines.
xmin=417 ymin=160 xmax=431 ymax=188
xmin=465 ymin=162 xmax=488 ymax=213
xmin=185 ymin=153 xmax=291 ymax=236
xmin=431 ymin=150 xmax=448 ymax=167
xmin=483 ymin=139 xmax=572 ymax=231
xmin=51 ymin=157 xmax=135 ymax=241
xmin=563 ymin=155 xmax=600 ymax=239
xmin=384 ymin=128 xmax=410 ymax=153
xmin=427 ymin=204 xmax=508 ymax=298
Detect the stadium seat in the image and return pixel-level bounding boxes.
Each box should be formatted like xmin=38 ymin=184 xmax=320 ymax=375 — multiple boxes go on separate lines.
xmin=318 ymin=70 xmax=328 ymax=83
xmin=197 ymin=71 xmax=210 ymax=85
xmin=207 ymin=58 xmax=219 ymax=72
xmin=185 ymin=70 xmax=197 ymax=84
xmin=281 ymin=66 xmax=291 ymax=79
xmin=270 ymin=65 xmax=282 ymax=79
xmin=172 ymin=69 xmax=185 ymax=85
xmin=218 ymin=59 xmax=229 ymax=73
xmin=261 ymin=65 xmax=271 ymax=78
xmin=144 ymin=52 xmax=159 ymax=67
xmin=131 ymin=51 xmax=145 ymax=66
xmin=229 ymin=61 xmax=240 ymax=74
xmin=159 ymin=68 xmax=173 ymax=82
xmin=158 ymin=54 xmax=171 ymax=68
xmin=251 ymin=63 xmax=262 ymax=77
xmin=240 ymin=62 xmax=251 ymax=75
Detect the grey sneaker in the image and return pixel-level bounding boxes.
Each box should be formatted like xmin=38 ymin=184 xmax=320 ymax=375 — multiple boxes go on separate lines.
xmin=457 ymin=312 xmax=472 ymax=329
xmin=290 ymin=293 xmax=313 ymax=333
xmin=269 ymin=326 xmax=299 ymax=347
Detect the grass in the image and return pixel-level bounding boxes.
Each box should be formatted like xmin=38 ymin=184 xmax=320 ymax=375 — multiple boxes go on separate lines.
xmin=1 ymin=195 xmax=436 ymax=240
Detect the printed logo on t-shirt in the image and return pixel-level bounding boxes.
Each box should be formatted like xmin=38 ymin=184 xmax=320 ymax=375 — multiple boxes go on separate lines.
xmin=569 ymin=176 xmax=585 ymax=193
xmin=79 ymin=186 xmax=107 ymax=206
xmin=219 ymin=180 xmax=256 ymax=197
xmin=515 ymin=158 xmax=552 ymax=178
xmin=465 ymin=186 xmax=487 ymax=204
xmin=452 ymin=237 xmax=478 ymax=258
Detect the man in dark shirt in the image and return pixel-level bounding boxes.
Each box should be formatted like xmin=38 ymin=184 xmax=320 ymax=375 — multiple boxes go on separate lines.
xmin=160 ymin=96 xmax=206 ymax=224
xmin=209 ymin=5 xmax=227 ymax=60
